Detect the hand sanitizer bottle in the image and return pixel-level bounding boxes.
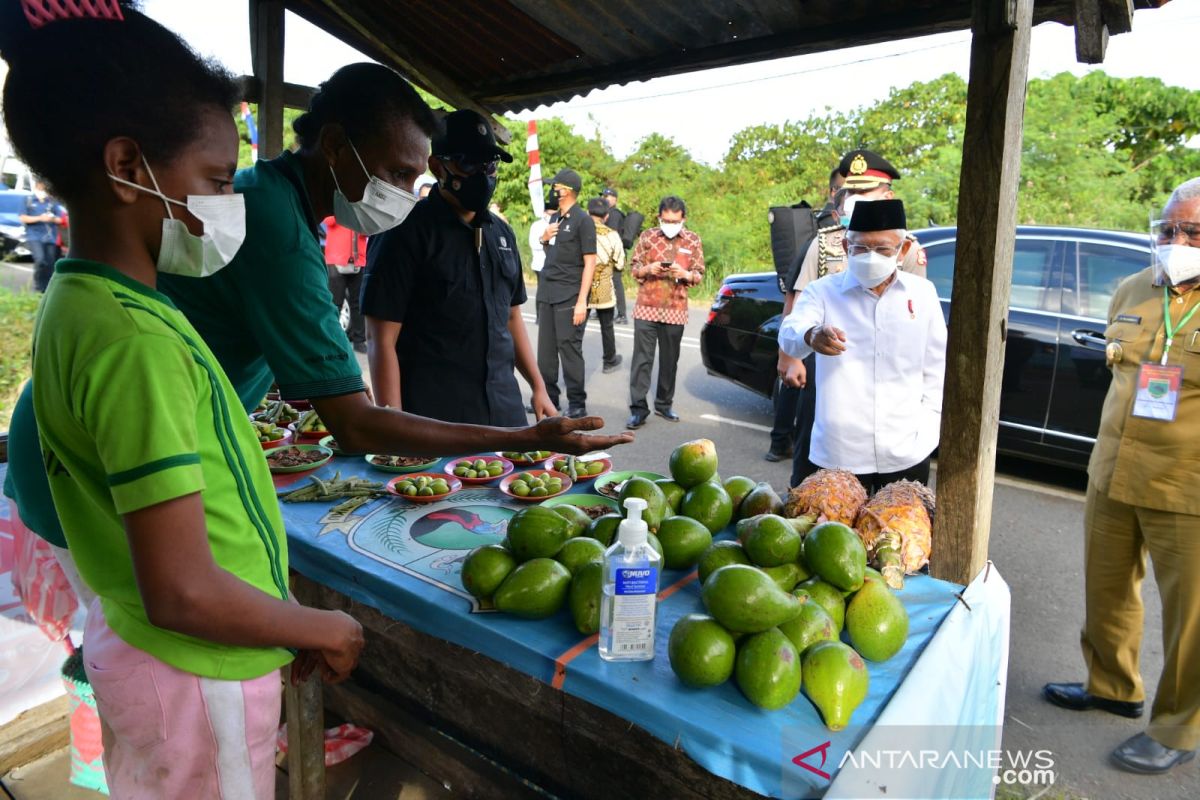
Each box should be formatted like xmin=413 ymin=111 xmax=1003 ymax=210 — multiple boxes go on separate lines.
xmin=599 ymin=497 xmax=662 ymax=662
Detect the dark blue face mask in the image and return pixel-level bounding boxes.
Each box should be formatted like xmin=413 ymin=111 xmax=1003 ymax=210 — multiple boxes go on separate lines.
xmin=443 ymin=170 xmax=497 ymax=214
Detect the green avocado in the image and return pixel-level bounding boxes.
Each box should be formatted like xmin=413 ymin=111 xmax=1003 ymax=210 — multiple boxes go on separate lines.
xmin=680 ymin=482 xmax=734 ymax=534
xmin=802 ymin=641 xmax=869 ymax=731
xmin=735 ymin=628 xmax=803 ymax=710
xmin=777 ymin=596 xmax=838 ymax=655
xmin=460 ymin=544 xmax=517 ymax=602
xmin=668 ymin=613 xmax=736 ymax=688
xmin=551 ymin=504 xmax=593 ymax=538
xmin=794 ymin=577 xmax=846 ymax=633
xmin=845 ymin=580 xmax=909 ymax=662
xmin=505 ymin=506 xmax=573 ymax=562
xmin=568 ymin=561 xmax=604 ymax=634
xmin=555 ymin=537 xmax=606 ymax=576
xmin=802 ymin=522 xmax=867 ymax=592
xmin=743 ymin=514 xmax=803 ymax=567
xmin=656 ymin=515 xmax=714 ymax=570
xmin=655 ymin=479 xmax=687 ymax=513
xmin=698 ymin=540 xmax=752 ymax=584
xmin=701 ymin=564 xmax=801 ymax=633
xmin=494 ymin=558 xmax=572 ymax=619
xmin=618 ymin=477 xmax=669 ymax=532
xmin=586 ymin=513 xmax=622 ymax=547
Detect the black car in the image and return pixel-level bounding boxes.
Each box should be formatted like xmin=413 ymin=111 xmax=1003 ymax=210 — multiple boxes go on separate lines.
xmin=700 ymin=225 xmax=1153 ymax=469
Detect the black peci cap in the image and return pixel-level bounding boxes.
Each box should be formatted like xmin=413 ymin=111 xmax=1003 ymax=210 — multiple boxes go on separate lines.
xmin=848 ymin=198 xmax=907 ymax=232
xmin=838 ymin=149 xmax=901 ymax=189
xmin=432 ymin=109 xmax=513 ymax=164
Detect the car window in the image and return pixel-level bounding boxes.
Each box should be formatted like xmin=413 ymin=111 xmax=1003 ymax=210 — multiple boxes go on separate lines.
xmin=1076 ymin=243 xmax=1147 ymax=320
xmin=916 ymin=237 xmax=1059 ymax=311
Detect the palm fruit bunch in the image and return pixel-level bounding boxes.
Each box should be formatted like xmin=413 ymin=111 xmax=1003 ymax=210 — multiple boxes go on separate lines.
xmin=784 ymin=469 xmax=868 ymax=527
xmin=853 ymin=480 xmax=934 ymax=589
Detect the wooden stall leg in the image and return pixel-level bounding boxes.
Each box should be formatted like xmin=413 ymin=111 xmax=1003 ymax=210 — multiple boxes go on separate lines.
xmin=931 ymin=0 xmax=1033 ymax=585
xmin=284 ymin=666 xmax=326 ymax=799
xmin=249 ymin=0 xmax=285 ymax=158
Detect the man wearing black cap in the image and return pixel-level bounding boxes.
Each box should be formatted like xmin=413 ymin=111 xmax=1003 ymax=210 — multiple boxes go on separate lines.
xmin=778 ymin=199 xmax=946 ymax=494
xmin=602 ymin=187 xmax=630 ymax=323
xmin=779 ymin=149 xmax=928 ymax=488
xmin=362 ymin=109 xmax=556 ymax=425
xmin=537 ymin=168 xmax=597 ymax=418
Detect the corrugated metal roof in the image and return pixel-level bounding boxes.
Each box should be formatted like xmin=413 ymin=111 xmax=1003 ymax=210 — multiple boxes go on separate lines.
xmin=284 ymin=0 xmax=1169 ymax=114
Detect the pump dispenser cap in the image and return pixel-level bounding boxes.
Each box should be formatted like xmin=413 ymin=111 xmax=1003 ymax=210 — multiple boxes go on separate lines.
xmin=618 ymin=497 xmax=649 ymax=547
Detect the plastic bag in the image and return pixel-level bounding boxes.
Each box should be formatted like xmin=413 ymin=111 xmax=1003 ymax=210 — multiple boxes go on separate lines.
xmin=276 ymin=722 xmax=374 ymax=767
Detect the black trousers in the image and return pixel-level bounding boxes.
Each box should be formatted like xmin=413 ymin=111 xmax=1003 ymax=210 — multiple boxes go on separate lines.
xmin=327 ymin=266 xmax=365 ymax=345
xmin=789 ymin=354 xmax=819 ymax=487
xmin=596 ymin=307 xmax=618 ymax=365
xmin=537 ymin=299 xmax=587 ymax=410
xmin=770 ymin=380 xmax=801 ymax=454
xmin=629 ymin=319 xmax=684 ymax=415
xmin=612 ymin=269 xmax=627 ymax=317
xmin=795 ymin=455 xmax=931 ymax=496
xmin=29 ymin=240 xmax=58 ymax=293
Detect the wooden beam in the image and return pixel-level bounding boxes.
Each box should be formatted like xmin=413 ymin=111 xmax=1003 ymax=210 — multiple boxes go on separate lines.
xmin=250 ymin=0 xmax=286 ymax=157
xmin=1074 ymin=0 xmax=1109 ymax=63
xmin=1100 ymin=0 xmax=1134 ymax=34
xmin=239 ymin=76 xmax=316 ymax=111
xmin=283 ymin=666 xmax=326 ymax=799
xmin=931 ymin=0 xmax=1033 ymax=586
xmin=0 ymin=696 xmax=69 ymax=774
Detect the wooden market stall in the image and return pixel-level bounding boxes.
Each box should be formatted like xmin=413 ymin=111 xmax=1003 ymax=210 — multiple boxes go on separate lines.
xmin=242 ymin=0 xmax=1164 ymax=797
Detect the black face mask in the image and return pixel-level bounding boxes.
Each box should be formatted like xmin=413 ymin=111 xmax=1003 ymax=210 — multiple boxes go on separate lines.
xmin=546 ymin=188 xmax=560 ymax=209
xmin=444 ymin=171 xmax=497 ymax=214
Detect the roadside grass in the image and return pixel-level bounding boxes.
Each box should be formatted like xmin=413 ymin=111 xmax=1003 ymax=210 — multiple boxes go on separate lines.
xmin=996 ymin=782 xmax=1088 ymax=800
xmin=0 ymin=284 xmax=38 ymax=429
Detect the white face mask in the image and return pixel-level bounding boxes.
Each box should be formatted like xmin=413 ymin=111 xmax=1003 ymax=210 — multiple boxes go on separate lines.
xmin=1154 ymin=244 xmax=1200 ymax=286
xmin=847 ymin=250 xmax=898 ymax=289
xmin=841 ymin=193 xmax=876 ymax=227
xmin=330 ymin=139 xmax=416 ymax=235
xmin=660 ymin=221 xmax=683 ymax=239
xmin=108 ymin=157 xmax=246 ymax=278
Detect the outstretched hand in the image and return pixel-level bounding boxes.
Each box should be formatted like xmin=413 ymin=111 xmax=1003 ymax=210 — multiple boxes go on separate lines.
xmin=533 ymin=415 xmax=634 ymax=455
xmin=810 ymin=324 xmax=848 ymax=356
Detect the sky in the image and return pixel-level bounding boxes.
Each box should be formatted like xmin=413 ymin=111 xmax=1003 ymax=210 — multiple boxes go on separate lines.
xmin=2 ymin=1 xmax=1199 ymax=166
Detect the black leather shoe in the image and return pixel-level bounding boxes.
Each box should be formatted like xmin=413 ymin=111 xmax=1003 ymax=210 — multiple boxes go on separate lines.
xmin=1111 ymin=733 xmax=1196 ymax=775
xmin=565 ymin=406 xmax=588 ymax=420
xmin=1042 ymin=683 xmax=1144 ymax=718
xmin=626 ymin=412 xmax=648 ymax=430
xmin=655 ymin=408 xmax=680 ymax=422
xmin=615 ymin=316 xmax=629 ymax=325
xmin=764 ymin=448 xmax=792 ymax=462
xmin=603 ymin=354 xmax=623 ymax=374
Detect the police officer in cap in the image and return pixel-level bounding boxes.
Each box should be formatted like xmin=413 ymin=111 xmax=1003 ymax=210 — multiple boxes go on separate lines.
xmin=778 ymin=149 xmax=928 ymax=488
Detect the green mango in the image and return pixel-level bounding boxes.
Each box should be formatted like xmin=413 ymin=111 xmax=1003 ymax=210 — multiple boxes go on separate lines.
xmin=618 ymin=477 xmax=669 ymax=532
xmin=777 ymin=596 xmax=838 ymax=655
xmin=743 ymin=514 xmax=803 ymax=567
xmin=555 ymin=537 xmax=605 ymax=576
xmin=794 ymin=577 xmax=846 ymax=633
xmin=739 ymin=482 xmax=784 ymax=519
xmin=656 ymin=515 xmax=713 ymax=570
xmin=802 ymin=641 xmax=870 ymax=731
xmin=460 ymin=544 xmax=516 ymax=601
xmin=551 ymin=504 xmax=593 ymax=538
xmin=586 ymin=513 xmax=622 ymax=547
xmin=759 ymin=562 xmax=807 ymax=593
xmin=668 ymin=438 xmax=719 ymax=488
xmin=505 ymin=506 xmax=572 ymax=562
xmin=701 ymin=564 xmax=801 ymax=633
xmin=802 ymin=522 xmax=867 ymax=592
xmin=568 ymin=561 xmax=604 ymax=634
xmin=845 ymin=580 xmax=909 ymax=662
xmin=494 ymin=558 xmax=571 ymax=619
xmin=655 ymin=479 xmax=686 ymax=513
xmin=698 ymin=540 xmax=752 ymax=585
xmin=668 ymin=613 xmax=736 ymax=687
xmin=735 ymin=628 xmax=802 ymax=710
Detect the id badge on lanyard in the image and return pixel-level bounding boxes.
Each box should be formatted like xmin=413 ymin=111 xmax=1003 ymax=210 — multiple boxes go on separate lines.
xmin=1131 ymin=285 xmax=1196 ymax=421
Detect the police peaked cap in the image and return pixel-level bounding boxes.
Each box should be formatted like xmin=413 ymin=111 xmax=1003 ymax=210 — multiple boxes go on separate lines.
xmin=838 ymin=149 xmax=901 ymax=189
xmin=848 ymin=198 xmax=907 ymax=232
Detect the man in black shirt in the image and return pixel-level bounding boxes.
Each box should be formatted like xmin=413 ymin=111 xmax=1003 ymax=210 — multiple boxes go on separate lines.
xmin=362 ymin=109 xmax=555 ymax=425
xmin=602 ymin=187 xmax=629 ymax=323
xmin=537 ymin=168 xmax=596 ymax=418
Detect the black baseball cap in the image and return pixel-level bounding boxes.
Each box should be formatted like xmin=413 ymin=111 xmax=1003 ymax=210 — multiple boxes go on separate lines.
xmin=587 ymin=197 xmax=609 ymax=217
xmin=549 ymin=168 xmax=582 ymax=194
xmin=602 ymin=187 xmax=618 ymax=198
xmin=432 ymin=109 xmax=513 ymax=164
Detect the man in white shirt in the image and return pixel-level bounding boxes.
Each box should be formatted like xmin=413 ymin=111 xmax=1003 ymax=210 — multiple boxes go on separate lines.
xmin=779 ymin=199 xmax=946 ymax=493
xmin=529 ymin=206 xmax=555 ymax=274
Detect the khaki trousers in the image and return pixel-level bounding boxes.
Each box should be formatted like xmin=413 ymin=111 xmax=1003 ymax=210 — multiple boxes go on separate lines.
xmin=1082 ymin=484 xmax=1200 ymax=750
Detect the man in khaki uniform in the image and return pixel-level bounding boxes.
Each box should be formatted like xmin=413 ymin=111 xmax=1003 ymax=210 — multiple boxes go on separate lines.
xmin=587 ymin=197 xmax=625 ymax=374
xmin=1044 ymin=177 xmax=1200 ymax=775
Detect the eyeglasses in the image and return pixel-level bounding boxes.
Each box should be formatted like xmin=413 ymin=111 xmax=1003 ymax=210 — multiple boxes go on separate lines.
xmin=1151 ymin=219 xmax=1200 ymax=245
xmin=846 ymin=243 xmax=903 ymax=258
xmin=437 ymin=156 xmax=499 ymax=177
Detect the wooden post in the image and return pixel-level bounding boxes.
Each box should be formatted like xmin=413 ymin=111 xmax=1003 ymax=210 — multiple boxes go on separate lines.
xmin=284 ymin=666 xmax=326 ymax=799
xmin=250 ymin=0 xmax=286 ymax=158
xmin=1074 ymin=0 xmax=1109 ymax=64
xmin=931 ymin=0 xmax=1033 ymax=586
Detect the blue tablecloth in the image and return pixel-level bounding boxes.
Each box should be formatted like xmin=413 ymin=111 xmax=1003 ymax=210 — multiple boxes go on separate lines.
xmin=279 ymin=454 xmax=971 ymax=798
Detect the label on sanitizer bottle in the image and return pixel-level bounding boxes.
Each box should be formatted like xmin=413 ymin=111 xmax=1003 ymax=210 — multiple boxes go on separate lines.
xmin=611 ymin=567 xmax=658 ymax=655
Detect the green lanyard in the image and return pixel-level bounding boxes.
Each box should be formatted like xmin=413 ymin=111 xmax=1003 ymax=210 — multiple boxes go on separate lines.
xmin=1160 ymin=284 xmax=1200 ymax=365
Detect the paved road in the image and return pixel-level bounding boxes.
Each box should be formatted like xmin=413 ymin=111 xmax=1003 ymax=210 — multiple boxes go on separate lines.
xmin=1 ymin=258 xmax=33 ymax=292
xmin=523 ymin=304 xmax=1196 ymax=799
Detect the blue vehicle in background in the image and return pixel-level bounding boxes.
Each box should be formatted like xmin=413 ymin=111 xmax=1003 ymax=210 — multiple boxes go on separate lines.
xmin=0 ymin=189 xmax=33 ymax=259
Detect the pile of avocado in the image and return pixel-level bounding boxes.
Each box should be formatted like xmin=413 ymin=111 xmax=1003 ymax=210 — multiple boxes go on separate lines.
xmin=508 ymin=472 xmax=565 ymax=498
xmin=391 ymin=475 xmax=452 ymax=498
xmin=461 ymin=438 xmax=913 ymax=731
xmin=453 ymin=458 xmax=507 ymax=479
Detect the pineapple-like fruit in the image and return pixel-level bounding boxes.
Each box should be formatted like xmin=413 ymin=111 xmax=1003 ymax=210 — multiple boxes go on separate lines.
xmin=854 ymin=480 xmax=934 ymax=589
xmin=784 ymin=469 xmax=868 ymax=527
